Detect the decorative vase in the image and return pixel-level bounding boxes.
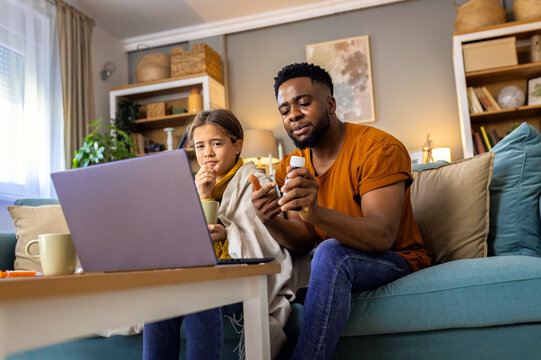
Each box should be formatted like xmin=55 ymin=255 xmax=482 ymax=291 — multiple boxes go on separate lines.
xmin=164 ymin=127 xmax=174 ymax=151
xmin=188 ymin=88 xmax=203 ymax=113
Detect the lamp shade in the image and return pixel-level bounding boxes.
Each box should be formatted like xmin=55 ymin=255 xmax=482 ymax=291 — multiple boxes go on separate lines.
xmin=432 ymin=147 xmax=452 ymax=163
xmin=243 ymin=129 xmax=279 ymax=165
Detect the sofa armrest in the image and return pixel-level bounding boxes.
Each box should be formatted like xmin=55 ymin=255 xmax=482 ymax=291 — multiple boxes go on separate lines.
xmin=0 ymin=232 xmax=17 ymax=270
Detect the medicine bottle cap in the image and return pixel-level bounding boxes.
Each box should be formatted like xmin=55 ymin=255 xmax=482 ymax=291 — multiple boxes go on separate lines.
xmin=289 ymin=156 xmax=306 ymax=168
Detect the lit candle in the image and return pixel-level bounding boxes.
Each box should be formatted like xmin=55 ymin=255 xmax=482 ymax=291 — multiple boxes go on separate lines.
xmin=278 ymin=142 xmax=283 ymax=160
xmin=268 ymin=153 xmax=273 ymax=175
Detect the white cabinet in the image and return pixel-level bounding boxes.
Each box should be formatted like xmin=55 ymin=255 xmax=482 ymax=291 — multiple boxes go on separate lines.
xmin=109 ymin=73 xmax=225 ymax=155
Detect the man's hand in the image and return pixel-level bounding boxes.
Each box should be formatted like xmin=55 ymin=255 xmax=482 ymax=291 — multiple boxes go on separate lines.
xmin=251 ymin=182 xmax=282 ymax=224
xmin=278 ymin=166 xmax=320 ymax=223
xmin=195 ymin=165 xmax=216 ymax=199
xmin=251 ymin=173 xmax=318 ymax=254
xmin=208 ymin=224 xmax=226 ymax=243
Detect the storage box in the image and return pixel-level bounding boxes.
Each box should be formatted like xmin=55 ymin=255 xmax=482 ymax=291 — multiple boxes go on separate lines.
xmin=463 ymin=37 xmax=518 ymax=72
xmin=146 ymin=102 xmax=166 ymax=118
xmin=171 ymin=43 xmax=222 ymax=83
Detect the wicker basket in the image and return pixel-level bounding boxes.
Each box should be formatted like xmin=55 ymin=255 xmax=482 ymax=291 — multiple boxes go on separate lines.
xmin=512 ymin=0 xmax=541 ymax=21
xmin=134 ymin=45 xmax=171 ymax=83
xmin=454 ymin=0 xmax=506 ymax=32
xmin=171 ymin=43 xmax=222 ymax=83
xmin=146 ymin=102 xmax=167 ymax=118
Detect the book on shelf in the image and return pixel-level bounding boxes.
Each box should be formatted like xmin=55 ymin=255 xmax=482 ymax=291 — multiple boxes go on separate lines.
xmin=131 ymin=133 xmax=148 ymax=155
xmin=471 ymin=132 xmax=479 ymax=155
xmin=467 ymin=87 xmax=484 ymax=113
xmin=473 ymin=87 xmax=490 ymax=111
xmin=177 ymin=127 xmax=189 ymax=150
xmin=479 ymin=126 xmax=492 ymax=150
xmin=490 ymin=129 xmax=502 ymax=144
xmin=481 ymin=86 xmax=501 ymax=111
xmin=474 ymin=87 xmax=499 ymax=112
xmin=472 ymin=131 xmax=486 ymax=154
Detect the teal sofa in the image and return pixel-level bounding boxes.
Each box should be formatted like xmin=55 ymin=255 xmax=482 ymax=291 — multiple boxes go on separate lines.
xmin=3 ymin=123 xmax=541 ymax=359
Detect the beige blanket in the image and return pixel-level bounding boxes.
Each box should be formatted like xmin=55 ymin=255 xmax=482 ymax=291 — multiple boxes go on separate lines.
xmin=220 ymin=162 xmax=310 ymax=358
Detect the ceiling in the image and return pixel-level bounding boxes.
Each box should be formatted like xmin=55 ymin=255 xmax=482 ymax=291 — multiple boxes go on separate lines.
xmin=66 ymin=0 xmax=404 ymax=51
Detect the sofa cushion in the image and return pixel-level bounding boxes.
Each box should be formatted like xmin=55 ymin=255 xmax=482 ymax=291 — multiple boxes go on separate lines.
xmin=411 ymin=160 xmax=448 ymax=171
xmin=7 ymin=205 xmax=70 ymax=271
xmin=410 ymin=152 xmax=494 ymax=264
xmin=14 ymin=198 xmax=59 ymax=206
xmin=343 ymin=255 xmax=541 ymax=336
xmin=0 ymin=232 xmax=17 ymax=270
xmin=488 ymin=122 xmax=541 ymax=257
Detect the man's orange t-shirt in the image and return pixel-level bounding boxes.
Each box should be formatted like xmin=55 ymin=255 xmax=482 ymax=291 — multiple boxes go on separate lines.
xmin=274 ymin=123 xmax=431 ymax=272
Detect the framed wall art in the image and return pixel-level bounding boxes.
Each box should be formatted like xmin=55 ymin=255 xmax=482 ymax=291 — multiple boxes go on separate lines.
xmin=306 ymin=35 xmax=376 ymax=123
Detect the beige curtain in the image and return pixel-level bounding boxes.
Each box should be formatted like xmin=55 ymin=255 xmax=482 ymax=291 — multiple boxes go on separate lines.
xmin=55 ymin=0 xmax=96 ymax=168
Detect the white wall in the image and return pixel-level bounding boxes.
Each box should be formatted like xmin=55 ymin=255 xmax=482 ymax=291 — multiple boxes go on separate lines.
xmin=92 ymin=26 xmax=129 ymax=123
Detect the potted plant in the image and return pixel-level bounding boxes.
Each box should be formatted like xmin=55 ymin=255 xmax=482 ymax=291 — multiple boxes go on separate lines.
xmin=114 ymin=99 xmax=140 ymax=137
xmin=72 ymin=118 xmax=136 ymax=168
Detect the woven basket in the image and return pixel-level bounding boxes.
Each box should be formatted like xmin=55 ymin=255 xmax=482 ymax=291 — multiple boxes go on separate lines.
xmin=454 ymin=0 xmax=506 ymax=32
xmin=171 ymin=43 xmax=222 ymax=83
xmin=146 ymin=102 xmax=167 ymax=118
xmin=134 ymin=45 xmax=171 ymax=83
xmin=512 ymin=0 xmax=541 ymax=21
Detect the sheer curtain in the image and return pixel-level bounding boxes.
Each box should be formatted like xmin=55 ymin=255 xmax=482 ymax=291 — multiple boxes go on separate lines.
xmin=0 ymin=0 xmax=64 ymax=201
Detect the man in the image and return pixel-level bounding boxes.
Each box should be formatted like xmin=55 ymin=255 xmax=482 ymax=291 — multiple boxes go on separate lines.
xmin=251 ymin=63 xmax=431 ymax=359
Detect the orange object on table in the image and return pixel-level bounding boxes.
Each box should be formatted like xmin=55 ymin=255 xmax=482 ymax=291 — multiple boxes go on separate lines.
xmin=1 ymin=270 xmax=38 ymax=278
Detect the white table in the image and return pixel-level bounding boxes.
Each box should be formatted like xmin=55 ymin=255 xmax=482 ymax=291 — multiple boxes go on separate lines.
xmin=0 ymin=263 xmax=280 ymax=359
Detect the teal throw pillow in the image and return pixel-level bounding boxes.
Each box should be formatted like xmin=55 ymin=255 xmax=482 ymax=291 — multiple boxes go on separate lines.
xmin=488 ymin=123 xmax=541 ymax=256
xmin=411 ymin=160 xmax=448 ymax=171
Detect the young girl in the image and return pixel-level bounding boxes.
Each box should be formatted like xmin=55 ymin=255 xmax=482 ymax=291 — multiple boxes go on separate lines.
xmin=143 ymin=109 xmax=308 ymax=359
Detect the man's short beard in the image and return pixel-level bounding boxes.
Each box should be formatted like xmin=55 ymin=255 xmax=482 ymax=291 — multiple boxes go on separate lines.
xmin=289 ymin=111 xmax=331 ymax=149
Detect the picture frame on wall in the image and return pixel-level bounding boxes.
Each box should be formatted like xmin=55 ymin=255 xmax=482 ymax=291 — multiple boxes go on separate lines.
xmin=527 ymin=76 xmax=541 ymax=106
xmin=306 ymin=35 xmax=376 ymax=124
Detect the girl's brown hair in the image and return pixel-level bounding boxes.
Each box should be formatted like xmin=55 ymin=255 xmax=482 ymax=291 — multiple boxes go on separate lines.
xmin=187 ymin=109 xmax=244 ymax=143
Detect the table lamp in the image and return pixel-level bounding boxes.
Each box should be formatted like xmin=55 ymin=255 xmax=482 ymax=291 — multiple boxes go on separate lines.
xmin=422 ymin=134 xmax=451 ymax=163
xmin=243 ymin=129 xmax=279 ymax=175
xmin=431 ymin=147 xmax=452 ymax=163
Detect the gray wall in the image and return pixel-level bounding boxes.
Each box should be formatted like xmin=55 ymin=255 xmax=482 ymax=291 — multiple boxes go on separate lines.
xmin=227 ymin=0 xmax=463 ymax=158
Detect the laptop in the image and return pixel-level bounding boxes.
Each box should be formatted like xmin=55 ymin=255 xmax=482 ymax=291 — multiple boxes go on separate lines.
xmin=50 ymin=150 xmax=273 ymax=272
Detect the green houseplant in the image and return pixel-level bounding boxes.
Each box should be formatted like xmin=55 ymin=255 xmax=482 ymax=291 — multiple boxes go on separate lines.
xmin=72 ymin=118 xmax=136 ymax=168
xmin=114 ymin=99 xmax=140 ymax=137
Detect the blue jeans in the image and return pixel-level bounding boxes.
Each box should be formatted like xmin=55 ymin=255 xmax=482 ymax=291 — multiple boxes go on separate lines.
xmin=292 ymin=239 xmax=412 ymax=360
xmin=143 ymin=303 xmax=241 ymax=360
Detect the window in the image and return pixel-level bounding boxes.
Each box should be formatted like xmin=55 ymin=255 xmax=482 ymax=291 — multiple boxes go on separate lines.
xmin=0 ymin=44 xmax=25 ymax=186
xmin=0 ymin=0 xmax=64 ymax=201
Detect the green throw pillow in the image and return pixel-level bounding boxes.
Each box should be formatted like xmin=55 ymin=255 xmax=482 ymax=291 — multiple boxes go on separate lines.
xmin=489 ymin=123 xmax=541 ymax=256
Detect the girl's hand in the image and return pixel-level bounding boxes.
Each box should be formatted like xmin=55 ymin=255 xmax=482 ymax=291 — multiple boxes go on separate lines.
xmin=208 ymin=224 xmax=226 ymax=242
xmin=195 ymin=165 xmax=216 ymax=199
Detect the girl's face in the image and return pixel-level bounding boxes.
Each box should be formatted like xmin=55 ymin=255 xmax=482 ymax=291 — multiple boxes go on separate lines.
xmin=193 ymin=123 xmax=242 ymax=181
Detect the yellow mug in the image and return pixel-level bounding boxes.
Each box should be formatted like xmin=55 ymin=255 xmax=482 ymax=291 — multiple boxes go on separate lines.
xmin=200 ymin=200 xmax=219 ymax=224
xmin=25 ymin=233 xmax=77 ymax=276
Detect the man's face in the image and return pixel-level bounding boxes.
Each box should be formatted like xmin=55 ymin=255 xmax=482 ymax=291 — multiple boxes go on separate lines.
xmin=277 ymin=77 xmax=333 ymax=149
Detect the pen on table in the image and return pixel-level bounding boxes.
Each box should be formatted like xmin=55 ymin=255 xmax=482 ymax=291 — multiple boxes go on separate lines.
xmin=0 ymin=270 xmax=38 ymax=278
